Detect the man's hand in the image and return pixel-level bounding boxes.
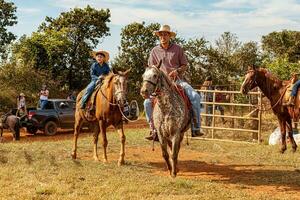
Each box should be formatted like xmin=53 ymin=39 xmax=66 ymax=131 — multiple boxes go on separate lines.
xmin=168 ymin=69 xmax=178 ymax=79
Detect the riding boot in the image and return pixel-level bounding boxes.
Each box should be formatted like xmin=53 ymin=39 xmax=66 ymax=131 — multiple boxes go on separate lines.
xmin=191 ymin=129 xmax=204 ymax=137
xmin=287 ymin=96 xmax=296 ymax=106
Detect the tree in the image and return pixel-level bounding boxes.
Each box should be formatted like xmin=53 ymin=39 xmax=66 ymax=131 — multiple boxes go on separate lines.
xmin=112 ymin=22 xmax=160 ymax=99
xmin=262 ymin=30 xmax=300 ymax=79
xmin=183 ymin=37 xmax=209 ymax=85
xmin=0 ymin=0 xmax=17 ymax=60
xmin=37 ymin=6 xmax=111 ymax=89
xmin=262 ymin=30 xmax=300 ymax=62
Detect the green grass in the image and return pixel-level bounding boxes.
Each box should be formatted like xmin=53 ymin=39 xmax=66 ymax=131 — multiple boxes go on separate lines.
xmin=0 ymin=128 xmax=300 ymax=200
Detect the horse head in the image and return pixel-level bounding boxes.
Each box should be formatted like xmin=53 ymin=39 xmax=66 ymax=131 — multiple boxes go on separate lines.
xmin=111 ymin=68 xmax=131 ymax=107
xmin=240 ymin=66 xmax=258 ymax=95
xmin=140 ymin=60 xmax=162 ymax=99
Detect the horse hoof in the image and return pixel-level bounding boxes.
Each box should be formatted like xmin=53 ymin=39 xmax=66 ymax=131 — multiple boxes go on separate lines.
xmin=171 ymin=173 xmax=177 ymax=178
xmin=93 ymin=157 xmax=100 ymax=162
xmin=71 ymin=153 xmax=77 ymax=159
xmin=118 ymin=160 xmax=125 ymax=166
xmin=280 ymin=149 xmax=286 ymax=154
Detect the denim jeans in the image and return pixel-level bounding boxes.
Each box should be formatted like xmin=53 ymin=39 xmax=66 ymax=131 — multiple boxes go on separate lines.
xmin=40 ymin=99 xmax=48 ymax=110
xmin=291 ymin=80 xmax=300 ymax=97
xmin=143 ymin=80 xmax=201 ymax=131
xmin=81 ymin=80 xmax=96 ymax=108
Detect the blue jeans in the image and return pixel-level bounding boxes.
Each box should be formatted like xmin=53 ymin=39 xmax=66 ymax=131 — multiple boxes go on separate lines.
xmin=143 ymin=80 xmax=201 ymax=131
xmin=81 ymin=80 xmax=96 ymax=108
xmin=291 ymin=80 xmax=300 ymax=97
xmin=40 ymin=100 xmax=48 ymax=110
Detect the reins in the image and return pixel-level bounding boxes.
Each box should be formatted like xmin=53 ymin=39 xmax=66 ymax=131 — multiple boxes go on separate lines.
xmin=99 ymin=75 xmax=140 ymax=122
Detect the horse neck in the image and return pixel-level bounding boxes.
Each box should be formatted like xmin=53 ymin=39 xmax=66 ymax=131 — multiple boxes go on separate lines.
xmin=256 ymin=71 xmax=282 ymax=104
xmin=101 ymin=76 xmax=115 ymax=105
xmin=156 ymin=72 xmax=179 ymax=110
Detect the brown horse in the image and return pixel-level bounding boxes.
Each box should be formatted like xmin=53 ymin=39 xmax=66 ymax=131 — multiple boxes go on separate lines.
xmin=140 ymin=63 xmax=190 ymax=178
xmin=240 ymin=66 xmax=298 ymax=153
xmin=71 ymin=69 xmax=130 ymax=165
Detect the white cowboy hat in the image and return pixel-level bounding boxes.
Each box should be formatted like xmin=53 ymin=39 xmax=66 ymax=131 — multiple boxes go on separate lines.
xmin=153 ymin=24 xmax=176 ymax=38
xmin=20 ymin=93 xmax=25 ymax=97
xmin=92 ymin=50 xmax=110 ymax=63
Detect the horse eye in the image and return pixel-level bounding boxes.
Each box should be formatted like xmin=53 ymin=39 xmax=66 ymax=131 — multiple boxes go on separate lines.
xmin=153 ymin=74 xmax=157 ymax=78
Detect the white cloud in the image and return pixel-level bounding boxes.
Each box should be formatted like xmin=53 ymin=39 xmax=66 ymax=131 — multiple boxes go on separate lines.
xmin=43 ymin=0 xmax=300 ymax=58
xmin=18 ymin=8 xmax=41 ymax=15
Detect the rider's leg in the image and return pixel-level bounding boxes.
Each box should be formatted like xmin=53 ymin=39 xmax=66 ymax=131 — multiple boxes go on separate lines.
xmin=176 ymin=80 xmax=203 ymax=136
xmin=81 ymin=81 xmax=96 ymax=109
xmin=144 ymin=98 xmax=157 ymax=141
xmin=288 ymin=80 xmax=300 ymax=106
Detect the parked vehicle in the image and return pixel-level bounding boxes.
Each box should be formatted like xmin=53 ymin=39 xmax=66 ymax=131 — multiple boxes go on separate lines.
xmin=27 ymin=99 xmax=76 ymax=135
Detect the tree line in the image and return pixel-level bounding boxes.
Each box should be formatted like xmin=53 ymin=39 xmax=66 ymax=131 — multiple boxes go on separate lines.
xmin=1 ymin=1 xmax=300 ymax=110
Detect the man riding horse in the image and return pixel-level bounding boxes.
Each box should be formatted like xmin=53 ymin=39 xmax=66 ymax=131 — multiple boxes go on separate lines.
xmin=144 ymin=24 xmax=203 ymax=140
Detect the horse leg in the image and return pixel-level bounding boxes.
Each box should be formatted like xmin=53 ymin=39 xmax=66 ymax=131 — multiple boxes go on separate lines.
xmin=279 ymin=119 xmax=287 ymax=153
xmin=99 ymin=120 xmax=108 ymax=163
xmin=171 ymin=134 xmax=181 ymax=178
xmin=287 ymin=118 xmax=297 ymax=152
xmin=117 ymin=124 xmax=126 ymax=166
xmin=93 ymin=123 xmax=100 ymax=161
xmin=71 ymin=116 xmax=83 ymax=159
xmin=160 ymin=138 xmax=172 ymax=174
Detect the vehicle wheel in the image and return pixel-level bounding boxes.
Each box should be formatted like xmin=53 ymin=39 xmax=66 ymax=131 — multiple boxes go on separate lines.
xmin=44 ymin=121 xmax=57 ymax=136
xmin=27 ymin=126 xmax=38 ymax=135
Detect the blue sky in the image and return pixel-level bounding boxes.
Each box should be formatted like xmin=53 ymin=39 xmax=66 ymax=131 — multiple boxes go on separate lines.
xmin=9 ymin=0 xmax=300 ymax=60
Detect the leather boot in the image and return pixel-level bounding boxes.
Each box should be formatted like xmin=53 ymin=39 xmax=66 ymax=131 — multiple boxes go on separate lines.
xmin=287 ymin=96 xmax=296 ymax=106
xmin=192 ymin=130 xmax=204 ymax=137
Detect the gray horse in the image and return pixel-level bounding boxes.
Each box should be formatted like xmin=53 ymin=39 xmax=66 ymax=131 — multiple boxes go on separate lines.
xmin=140 ymin=63 xmax=190 ymax=178
xmin=0 ymin=114 xmax=20 ymax=141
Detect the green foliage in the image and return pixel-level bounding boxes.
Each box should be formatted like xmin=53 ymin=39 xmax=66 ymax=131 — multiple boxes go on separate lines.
xmin=184 ymin=33 xmax=261 ymax=86
xmin=0 ymin=0 xmax=17 ymax=59
xmin=264 ymin=56 xmax=300 ymax=80
xmin=0 ymin=62 xmax=62 ymax=110
xmin=261 ymin=30 xmax=300 ymax=79
xmin=112 ymin=22 xmax=160 ymax=102
xmin=14 ymin=6 xmax=111 ymax=89
xmin=262 ymin=30 xmax=300 ymax=62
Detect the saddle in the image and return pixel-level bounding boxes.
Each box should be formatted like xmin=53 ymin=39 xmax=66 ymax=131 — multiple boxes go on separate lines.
xmin=283 ymin=81 xmax=300 ymax=120
xmin=81 ymin=83 xmax=103 ymax=121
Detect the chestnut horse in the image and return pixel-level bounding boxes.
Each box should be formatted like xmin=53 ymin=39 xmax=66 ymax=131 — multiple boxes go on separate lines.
xmin=240 ymin=67 xmax=298 ymax=153
xmin=71 ymin=69 xmax=130 ymax=165
xmin=140 ymin=63 xmax=191 ymax=178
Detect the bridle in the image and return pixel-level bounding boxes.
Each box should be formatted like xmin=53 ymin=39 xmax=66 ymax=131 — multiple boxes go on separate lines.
xmin=245 ymin=69 xmax=287 ymax=111
xmin=142 ymin=66 xmax=163 ymax=96
xmin=100 ymin=74 xmax=126 ymax=106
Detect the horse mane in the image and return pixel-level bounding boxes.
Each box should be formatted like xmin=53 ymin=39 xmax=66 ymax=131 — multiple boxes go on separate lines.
xmin=258 ymin=68 xmax=282 ymax=87
xmin=102 ymin=73 xmax=115 ymax=89
xmin=159 ymin=69 xmax=175 ymax=90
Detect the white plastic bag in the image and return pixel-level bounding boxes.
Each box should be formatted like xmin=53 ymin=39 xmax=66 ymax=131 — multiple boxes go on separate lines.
xmin=269 ymin=127 xmax=281 ymax=145
xmin=269 ymin=127 xmax=300 ymax=145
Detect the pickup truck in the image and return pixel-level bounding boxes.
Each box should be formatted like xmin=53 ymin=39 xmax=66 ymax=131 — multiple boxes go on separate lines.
xmin=27 ymin=99 xmax=77 ymax=135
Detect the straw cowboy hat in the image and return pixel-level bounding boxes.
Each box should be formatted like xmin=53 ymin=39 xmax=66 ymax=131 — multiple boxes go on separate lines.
xmin=92 ymin=50 xmax=110 ymax=63
xmin=20 ymin=93 xmax=25 ymax=97
xmin=153 ymin=24 xmax=176 ymax=38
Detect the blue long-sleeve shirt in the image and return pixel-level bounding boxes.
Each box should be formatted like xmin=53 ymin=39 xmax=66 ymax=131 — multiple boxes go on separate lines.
xmin=90 ymin=62 xmax=110 ymax=81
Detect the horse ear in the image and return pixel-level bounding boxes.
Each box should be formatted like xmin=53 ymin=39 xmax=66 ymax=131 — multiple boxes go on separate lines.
xmin=124 ymin=67 xmax=131 ymax=76
xmin=157 ymin=60 xmax=162 ymax=69
xmin=112 ymin=67 xmax=117 ymax=74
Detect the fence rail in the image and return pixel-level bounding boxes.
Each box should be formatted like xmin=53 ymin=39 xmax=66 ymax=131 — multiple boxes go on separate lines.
xmin=195 ymin=89 xmax=262 ymax=144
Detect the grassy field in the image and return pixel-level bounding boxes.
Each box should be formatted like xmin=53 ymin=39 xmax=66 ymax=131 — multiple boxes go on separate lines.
xmin=1 ymin=128 xmax=300 ymax=200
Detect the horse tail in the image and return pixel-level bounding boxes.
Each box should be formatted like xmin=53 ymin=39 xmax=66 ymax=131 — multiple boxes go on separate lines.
xmin=14 ymin=118 xmax=20 ymax=140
